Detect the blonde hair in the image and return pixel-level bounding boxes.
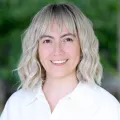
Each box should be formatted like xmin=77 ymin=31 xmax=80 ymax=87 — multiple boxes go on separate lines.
xmin=17 ymin=2 xmax=103 ymax=89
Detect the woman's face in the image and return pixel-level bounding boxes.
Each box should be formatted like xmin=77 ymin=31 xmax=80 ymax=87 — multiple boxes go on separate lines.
xmin=38 ymin=21 xmax=81 ymax=79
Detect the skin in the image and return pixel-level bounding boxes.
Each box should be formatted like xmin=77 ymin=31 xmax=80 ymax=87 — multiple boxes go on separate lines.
xmin=38 ymin=21 xmax=81 ymax=112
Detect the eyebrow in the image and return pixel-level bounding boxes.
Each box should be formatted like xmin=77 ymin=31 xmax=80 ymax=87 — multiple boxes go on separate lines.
xmin=40 ymin=35 xmax=54 ymax=39
xmin=61 ymin=33 xmax=76 ymax=38
xmin=40 ymin=33 xmax=76 ymax=39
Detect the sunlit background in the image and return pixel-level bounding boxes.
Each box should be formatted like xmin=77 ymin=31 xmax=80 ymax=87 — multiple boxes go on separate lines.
xmin=0 ymin=0 xmax=120 ymax=113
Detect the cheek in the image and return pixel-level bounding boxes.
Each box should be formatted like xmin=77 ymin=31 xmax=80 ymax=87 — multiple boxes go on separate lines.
xmin=38 ymin=48 xmax=46 ymax=60
xmin=38 ymin=46 xmax=53 ymax=60
xmin=64 ymin=44 xmax=81 ymax=58
xmin=38 ymin=48 xmax=50 ymax=69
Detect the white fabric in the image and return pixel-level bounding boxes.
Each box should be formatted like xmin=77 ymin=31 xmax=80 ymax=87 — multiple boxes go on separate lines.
xmin=0 ymin=82 xmax=120 ymax=120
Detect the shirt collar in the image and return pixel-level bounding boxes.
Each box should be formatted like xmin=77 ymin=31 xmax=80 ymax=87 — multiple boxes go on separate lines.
xmin=69 ymin=82 xmax=98 ymax=109
xmin=24 ymin=81 xmax=97 ymax=108
xmin=24 ymin=82 xmax=43 ymax=106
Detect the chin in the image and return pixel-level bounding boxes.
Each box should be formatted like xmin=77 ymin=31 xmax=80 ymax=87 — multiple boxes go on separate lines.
xmin=51 ymin=73 xmax=67 ymax=78
xmin=48 ymin=70 xmax=74 ymax=79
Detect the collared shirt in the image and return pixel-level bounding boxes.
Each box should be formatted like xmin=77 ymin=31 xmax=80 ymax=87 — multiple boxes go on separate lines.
xmin=0 ymin=82 xmax=120 ymax=120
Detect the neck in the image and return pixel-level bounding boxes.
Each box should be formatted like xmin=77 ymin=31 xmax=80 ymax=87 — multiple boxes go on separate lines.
xmin=42 ymin=73 xmax=79 ymax=97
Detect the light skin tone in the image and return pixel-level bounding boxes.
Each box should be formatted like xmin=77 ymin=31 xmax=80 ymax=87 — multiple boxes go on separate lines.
xmin=38 ymin=21 xmax=81 ymax=112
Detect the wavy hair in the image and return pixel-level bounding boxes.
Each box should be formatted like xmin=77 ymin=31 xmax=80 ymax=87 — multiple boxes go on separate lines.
xmin=17 ymin=2 xmax=103 ymax=89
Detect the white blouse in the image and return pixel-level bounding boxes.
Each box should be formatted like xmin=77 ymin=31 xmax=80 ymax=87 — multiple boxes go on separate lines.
xmin=0 ymin=82 xmax=120 ymax=120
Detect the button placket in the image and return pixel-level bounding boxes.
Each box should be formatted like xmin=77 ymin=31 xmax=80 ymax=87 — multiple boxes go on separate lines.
xmin=37 ymin=93 xmax=52 ymax=117
xmin=50 ymin=97 xmax=72 ymax=120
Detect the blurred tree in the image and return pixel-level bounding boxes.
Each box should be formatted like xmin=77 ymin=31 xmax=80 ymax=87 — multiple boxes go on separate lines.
xmin=117 ymin=0 xmax=120 ymax=73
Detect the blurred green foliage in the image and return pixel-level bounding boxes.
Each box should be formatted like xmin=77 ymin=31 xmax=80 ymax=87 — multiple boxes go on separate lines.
xmin=0 ymin=0 xmax=118 ymax=86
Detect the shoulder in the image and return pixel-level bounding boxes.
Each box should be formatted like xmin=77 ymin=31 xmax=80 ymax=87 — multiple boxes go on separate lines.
xmin=6 ymin=89 xmax=36 ymax=106
xmin=77 ymin=82 xmax=120 ymax=110
xmin=76 ymin=83 xmax=120 ymax=118
xmin=3 ymin=89 xmax=36 ymax=111
xmin=92 ymin=84 xmax=120 ymax=118
xmin=0 ymin=89 xmax=36 ymax=120
xmin=86 ymin=83 xmax=120 ymax=114
xmin=79 ymin=82 xmax=119 ymax=103
xmin=94 ymin=84 xmax=119 ymax=104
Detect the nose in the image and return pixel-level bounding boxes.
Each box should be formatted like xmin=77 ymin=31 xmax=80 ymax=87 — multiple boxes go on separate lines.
xmin=53 ymin=42 xmax=64 ymax=56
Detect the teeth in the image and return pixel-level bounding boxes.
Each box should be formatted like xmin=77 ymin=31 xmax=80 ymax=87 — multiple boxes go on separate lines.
xmin=51 ymin=60 xmax=67 ymax=64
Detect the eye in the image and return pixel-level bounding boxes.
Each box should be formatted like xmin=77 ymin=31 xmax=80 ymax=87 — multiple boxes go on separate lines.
xmin=43 ymin=39 xmax=52 ymax=44
xmin=63 ymin=38 xmax=73 ymax=42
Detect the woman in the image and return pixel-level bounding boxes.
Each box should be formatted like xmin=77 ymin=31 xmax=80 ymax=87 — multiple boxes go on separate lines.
xmin=0 ymin=2 xmax=120 ymax=120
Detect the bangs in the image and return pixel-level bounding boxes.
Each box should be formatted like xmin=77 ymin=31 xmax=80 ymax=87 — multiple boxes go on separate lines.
xmin=33 ymin=4 xmax=77 ymax=40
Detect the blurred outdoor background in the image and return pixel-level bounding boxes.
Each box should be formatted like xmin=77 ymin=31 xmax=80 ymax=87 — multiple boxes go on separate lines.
xmin=0 ymin=0 xmax=120 ymax=113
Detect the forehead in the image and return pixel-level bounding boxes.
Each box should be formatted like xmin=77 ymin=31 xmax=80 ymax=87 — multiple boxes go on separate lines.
xmin=43 ymin=20 xmax=77 ymax=36
xmin=48 ymin=21 xmax=69 ymax=33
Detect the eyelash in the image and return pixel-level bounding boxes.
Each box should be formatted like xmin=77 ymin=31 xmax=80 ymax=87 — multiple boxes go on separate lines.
xmin=43 ymin=39 xmax=52 ymax=44
xmin=63 ymin=38 xmax=73 ymax=42
xmin=42 ymin=38 xmax=73 ymax=44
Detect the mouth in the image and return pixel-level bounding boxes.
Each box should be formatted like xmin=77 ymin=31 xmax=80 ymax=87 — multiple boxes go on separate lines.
xmin=50 ymin=59 xmax=68 ymax=65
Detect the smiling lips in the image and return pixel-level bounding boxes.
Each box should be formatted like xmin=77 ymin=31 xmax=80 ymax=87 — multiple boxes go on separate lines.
xmin=51 ymin=59 xmax=68 ymax=66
